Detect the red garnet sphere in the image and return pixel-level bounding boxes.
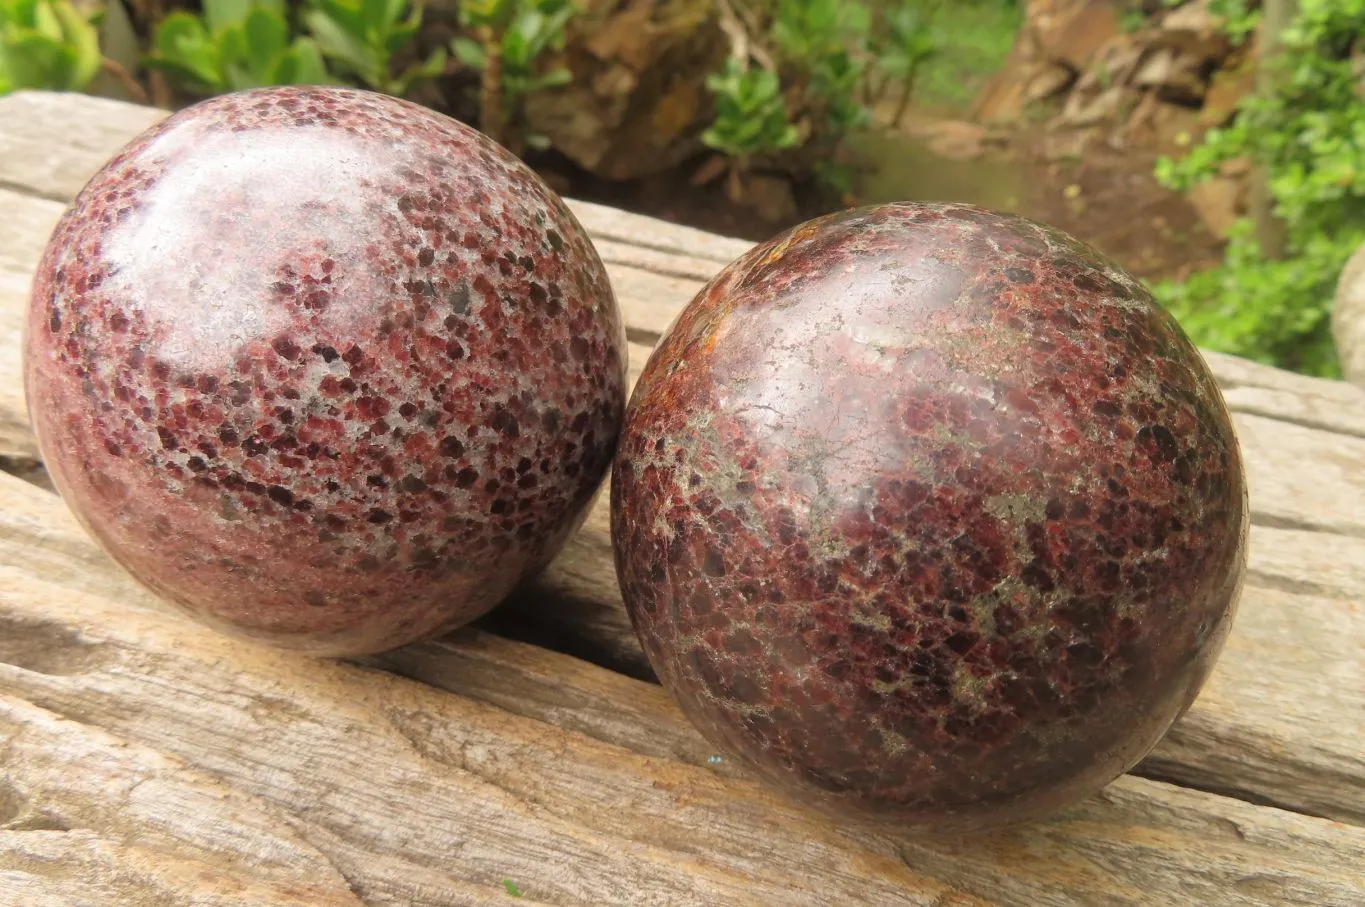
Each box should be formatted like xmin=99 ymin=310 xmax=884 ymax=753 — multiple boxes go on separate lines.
xmin=26 ymin=87 xmax=625 ymax=656
xmin=611 ymin=203 xmax=1246 ymax=833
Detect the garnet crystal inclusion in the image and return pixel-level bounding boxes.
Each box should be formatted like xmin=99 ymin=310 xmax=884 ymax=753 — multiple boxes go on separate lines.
xmin=26 ymin=87 xmax=625 ymax=656
xmin=612 ymin=203 xmax=1246 ymax=833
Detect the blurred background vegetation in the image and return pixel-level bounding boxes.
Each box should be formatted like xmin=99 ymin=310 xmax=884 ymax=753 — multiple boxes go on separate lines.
xmin=2 ymin=0 xmax=1362 ymax=377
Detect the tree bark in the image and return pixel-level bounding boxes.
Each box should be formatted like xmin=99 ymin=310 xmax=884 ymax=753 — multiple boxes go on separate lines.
xmin=1250 ymin=0 xmax=1298 ymax=259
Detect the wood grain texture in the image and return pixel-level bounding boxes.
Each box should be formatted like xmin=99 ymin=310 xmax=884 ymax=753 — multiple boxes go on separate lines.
xmin=0 ymin=187 xmax=63 ymax=469
xmin=475 ymin=502 xmax=1365 ymax=825
xmin=2 ymin=470 xmax=1364 ymax=907
xmin=2 ymin=91 xmax=1364 ymax=904
xmin=2 ymin=91 xmax=1365 ymax=821
xmin=0 ymin=697 xmax=366 ymax=907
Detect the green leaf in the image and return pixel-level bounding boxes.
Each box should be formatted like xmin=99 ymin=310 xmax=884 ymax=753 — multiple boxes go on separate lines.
xmin=501 ymin=24 xmax=530 ymax=70
xmin=461 ymin=0 xmax=512 ymax=30
xmin=313 ymin=0 xmax=366 ymax=38
xmin=31 ymin=0 xmax=62 ymax=42
xmin=385 ymin=11 xmax=421 ymax=55
xmin=362 ymin=0 xmax=392 ymax=34
xmin=2 ymin=32 xmax=72 ymax=92
xmin=390 ymin=45 xmax=445 ymax=94
xmin=243 ymin=7 xmax=289 ymax=74
xmin=273 ymin=37 xmax=332 ymax=85
xmin=152 ymin=11 xmax=209 ymax=53
xmin=532 ymin=65 xmax=570 ymax=89
xmin=217 ymin=23 xmax=248 ymax=69
xmin=305 ymin=8 xmax=379 ymax=80
xmin=51 ymin=1 xmax=100 ymax=89
xmin=203 ymin=0 xmax=252 ymax=34
xmin=148 ymin=11 xmax=223 ymax=92
xmin=451 ymin=35 xmax=484 ymax=68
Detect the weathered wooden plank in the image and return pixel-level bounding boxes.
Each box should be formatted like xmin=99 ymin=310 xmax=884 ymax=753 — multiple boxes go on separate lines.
xmin=1203 ymin=348 xmax=1365 ymax=407
xmin=0 ymin=189 xmax=63 ymax=470
xmin=0 ymin=269 xmax=38 ymax=466
xmin=3 ymin=97 xmax=1365 ymax=829
xmin=569 ymin=201 xmax=752 ymax=267
xmin=0 ymin=522 xmax=956 ymax=905
xmin=1144 ymin=581 xmax=1365 ymax=825
xmin=1247 ymin=525 xmax=1365 ymax=601
xmin=593 ymin=238 xmax=733 ymax=284
xmin=2 ymin=470 xmax=1364 ymax=906
xmin=0 ymin=697 xmax=365 ymax=907
xmin=1234 ymin=412 xmax=1365 ymax=537
xmin=0 ymin=92 xmax=167 ymax=203
xmin=1220 ymin=384 xmax=1365 ymax=442
xmin=0 ymin=188 xmax=63 ymax=277
xmin=485 ymin=512 xmax=1365 ymax=826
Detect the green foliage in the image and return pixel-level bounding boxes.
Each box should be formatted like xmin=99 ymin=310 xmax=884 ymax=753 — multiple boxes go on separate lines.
xmin=772 ymin=0 xmax=871 ymax=134
xmin=147 ymin=0 xmax=330 ymax=94
xmin=1152 ymin=0 xmax=1365 ymax=376
xmin=865 ymin=2 xmax=938 ymax=126
xmin=770 ymin=0 xmax=868 ymax=66
xmin=702 ymin=58 xmax=798 ymax=158
xmin=501 ymin=879 xmax=524 ymax=897
xmin=453 ymin=0 xmax=573 ymax=96
xmin=903 ymin=0 xmax=1019 ymax=109
xmin=458 ymin=0 xmax=518 ymax=32
xmin=702 ymin=0 xmax=897 ymax=189
xmin=452 ymin=0 xmax=575 ymax=149
xmin=871 ymin=4 xmax=937 ymax=85
xmin=701 ymin=0 xmax=984 ymax=195
xmin=148 ymin=0 xmax=444 ymax=98
xmin=305 ymin=0 xmax=445 ymax=95
xmin=0 ymin=0 xmax=101 ymax=96
xmin=1161 ymin=0 xmax=1259 ymax=43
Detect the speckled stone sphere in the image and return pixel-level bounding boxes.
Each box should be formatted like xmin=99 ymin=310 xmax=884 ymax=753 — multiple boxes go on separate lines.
xmin=26 ymin=87 xmax=626 ymax=656
xmin=611 ymin=203 xmax=1246 ymax=833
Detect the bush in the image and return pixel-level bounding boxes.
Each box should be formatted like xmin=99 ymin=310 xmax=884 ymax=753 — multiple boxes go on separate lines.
xmin=1153 ymin=0 xmax=1365 ymax=377
xmin=0 ymin=0 xmax=101 ymax=96
xmin=145 ymin=0 xmax=330 ymax=95
xmin=145 ymin=0 xmax=445 ymax=98
xmin=702 ymin=0 xmax=941 ymax=197
xmin=452 ymin=0 xmax=575 ymax=154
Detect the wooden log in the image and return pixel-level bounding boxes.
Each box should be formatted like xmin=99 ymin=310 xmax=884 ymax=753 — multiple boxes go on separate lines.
xmin=477 ymin=513 xmax=1365 ymax=826
xmin=0 ymin=697 xmax=365 ymax=907
xmin=1 ymin=91 xmax=1365 ymax=829
xmin=3 ymin=469 xmax=1365 ymax=906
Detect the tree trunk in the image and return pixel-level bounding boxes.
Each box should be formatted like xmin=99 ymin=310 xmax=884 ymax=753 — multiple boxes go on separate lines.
xmin=476 ymin=26 xmax=509 ymax=152
xmin=1250 ymin=0 xmax=1298 ymax=259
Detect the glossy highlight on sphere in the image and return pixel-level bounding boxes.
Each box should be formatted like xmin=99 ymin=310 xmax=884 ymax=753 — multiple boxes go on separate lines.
xmin=611 ymin=202 xmax=1246 ymax=833
xmin=26 ymin=87 xmax=626 ymax=656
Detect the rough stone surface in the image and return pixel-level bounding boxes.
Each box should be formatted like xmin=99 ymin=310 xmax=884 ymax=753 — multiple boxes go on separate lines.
xmin=522 ymin=0 xmax=725 ymax=181
xmin=1334 ymin=241 xmax=1365 ymax=387
xmin=25 ymin=86 xmax=627 ymax=656
xmin=612 ymin=202 xmax=1247 ymax=833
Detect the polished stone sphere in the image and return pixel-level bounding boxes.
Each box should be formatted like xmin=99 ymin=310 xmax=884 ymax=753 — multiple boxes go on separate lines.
xmin=611 ymin=202 xmax=1246 ymax=833
xmin=26 ymin=86 xmax=626 ymax=656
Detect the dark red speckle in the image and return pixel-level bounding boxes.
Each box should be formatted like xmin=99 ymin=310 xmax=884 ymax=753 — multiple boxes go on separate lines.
xmin=611 ymin=202 xmax=1246 ymax=834
xmin=26 ymin=86 xmax=626 ymax=656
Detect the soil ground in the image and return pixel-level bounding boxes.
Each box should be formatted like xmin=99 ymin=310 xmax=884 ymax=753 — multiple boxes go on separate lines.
xmin=1007 ymin=127 xmax=1227 ymax=283
xmin=557 ymin=115 xmax=1226 ymax=285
